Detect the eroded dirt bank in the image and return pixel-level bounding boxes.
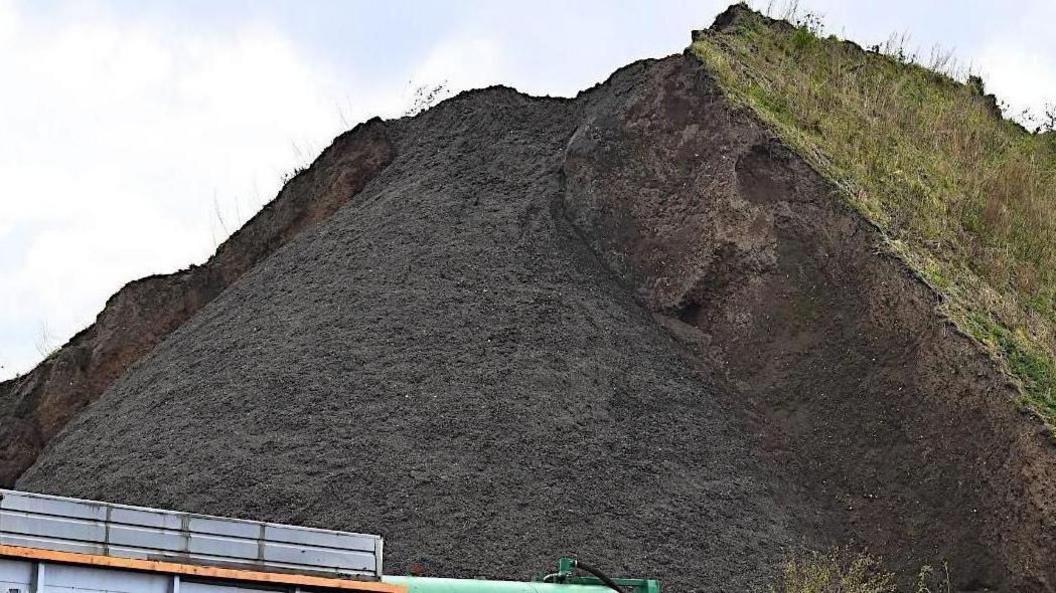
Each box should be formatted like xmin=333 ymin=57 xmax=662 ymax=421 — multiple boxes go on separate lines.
xmin=0 ymin=120 xmax=393 ymax=486
xmin=564 ymin=53 xmax=1056 ymax=591
xmin=9 ymin=29 xmax=1056 ymax=593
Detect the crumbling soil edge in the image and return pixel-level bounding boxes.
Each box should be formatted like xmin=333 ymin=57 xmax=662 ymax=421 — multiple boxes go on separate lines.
xmin=0 ymin=118 xmax=395 ymax=486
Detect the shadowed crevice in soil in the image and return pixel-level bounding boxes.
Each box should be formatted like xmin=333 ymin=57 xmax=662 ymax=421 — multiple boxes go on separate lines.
xmin=10 ymin=31 xmax=1056 ymax=593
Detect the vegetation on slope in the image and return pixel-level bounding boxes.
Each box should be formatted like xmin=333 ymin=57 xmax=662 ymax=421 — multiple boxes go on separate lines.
xmin=774 ymin=550 xmax=952 ymax=593
xmin=691 ymin=5 xmax=1056 ymax=427
xmin=774 ymin=551 xmax=896 ymax=593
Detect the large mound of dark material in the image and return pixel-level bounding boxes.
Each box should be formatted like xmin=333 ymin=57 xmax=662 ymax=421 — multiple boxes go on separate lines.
xmin=15 ymin=35 xmax=1056 ymax=593
xmin=18 ymin=60 xmax=810 ymax=592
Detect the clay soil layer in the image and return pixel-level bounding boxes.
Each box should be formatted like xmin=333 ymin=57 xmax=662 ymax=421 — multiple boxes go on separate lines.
xmin=10 ymin=50 xmax=1056 ymax=592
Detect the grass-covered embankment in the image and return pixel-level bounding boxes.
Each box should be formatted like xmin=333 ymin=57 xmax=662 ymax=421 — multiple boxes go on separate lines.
xmin=691 ymin=6 xmax=1056 ymax=427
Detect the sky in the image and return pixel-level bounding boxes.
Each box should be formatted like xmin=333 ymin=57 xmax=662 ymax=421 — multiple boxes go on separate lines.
xmin=1 ymin=0 xmax=1055 ymax=381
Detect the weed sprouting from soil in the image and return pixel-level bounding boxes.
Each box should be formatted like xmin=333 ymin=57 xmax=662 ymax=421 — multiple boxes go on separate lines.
xmin=772 ymin=550 xmax=951 ymax=593
xmin=774 ymin=551 xmax=895 ymax=593
xmin=691 ymin=5 xmax=1056 ymax=427
xmin=913 ymin=564 xmax=952 ymax=593
xmin=34 ymin=321 xmax=58 ymax=358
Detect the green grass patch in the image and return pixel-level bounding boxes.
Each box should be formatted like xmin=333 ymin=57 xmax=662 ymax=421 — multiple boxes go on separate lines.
xmin=691 ymin=6 xmax=1056 ymax=428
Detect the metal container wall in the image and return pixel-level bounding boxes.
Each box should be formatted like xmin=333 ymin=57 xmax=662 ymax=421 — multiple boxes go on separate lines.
xmin=0 ymin=555 xmax=349 ymax=593
xmin=0 ymin=490 xmax=383 ymax=578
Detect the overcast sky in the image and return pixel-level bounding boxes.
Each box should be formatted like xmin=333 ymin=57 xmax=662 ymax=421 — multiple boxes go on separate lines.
xmin=2 ymin=0 xmax=1054 ymax=380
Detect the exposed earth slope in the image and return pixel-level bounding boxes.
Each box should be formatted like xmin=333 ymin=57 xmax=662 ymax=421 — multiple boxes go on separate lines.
xmin=0 ymin=121 xmax=393 ymax=485
xmin=8 ymin=8 xmax=1056 ymax=593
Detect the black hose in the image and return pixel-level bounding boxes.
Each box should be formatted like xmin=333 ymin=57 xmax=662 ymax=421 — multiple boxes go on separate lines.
xmin=572 ymin=559 xmax=625 ymax=593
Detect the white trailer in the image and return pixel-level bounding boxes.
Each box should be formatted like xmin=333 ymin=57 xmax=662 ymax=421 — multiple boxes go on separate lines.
xmin=0 ymin=489 xmax=397 ymax=593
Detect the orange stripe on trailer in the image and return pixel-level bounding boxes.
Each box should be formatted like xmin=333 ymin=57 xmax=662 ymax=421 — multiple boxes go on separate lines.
xmin=0 ymin=544 xmax=408 ymax=593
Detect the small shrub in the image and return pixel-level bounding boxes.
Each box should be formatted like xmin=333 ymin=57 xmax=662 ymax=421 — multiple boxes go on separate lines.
xmin=772 ymin=551 xmax=953 ymax=593
xmin=774 ymin=551 xmax=895 ymax=593
xmin=914 ymin=564 xmax=952 ymax=593
xmin=789 ymin=26 xmax=817 ymax=54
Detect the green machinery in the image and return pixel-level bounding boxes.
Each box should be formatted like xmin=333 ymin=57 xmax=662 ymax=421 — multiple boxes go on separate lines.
xmin=382 ymin=558 xmax=661 ymax=593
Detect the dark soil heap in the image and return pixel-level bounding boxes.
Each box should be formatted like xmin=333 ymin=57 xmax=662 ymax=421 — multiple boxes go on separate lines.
xmin=9 ymin=11 xmax=1056 ymax=593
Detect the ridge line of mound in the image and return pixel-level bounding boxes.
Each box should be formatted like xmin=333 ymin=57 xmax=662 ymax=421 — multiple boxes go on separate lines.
xmin=0 ymin=118 xmax=395 ymax=486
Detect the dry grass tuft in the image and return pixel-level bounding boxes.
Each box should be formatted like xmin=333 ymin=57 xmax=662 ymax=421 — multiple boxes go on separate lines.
xmin=774 ymin=551 xmax=895 ymax=593
xmin=773 ymin=550 xmax=951 ymax=593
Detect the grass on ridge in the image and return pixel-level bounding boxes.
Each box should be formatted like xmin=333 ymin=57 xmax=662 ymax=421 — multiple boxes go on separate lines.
xmin=690 ymin=5 xmax=1056 ymax=428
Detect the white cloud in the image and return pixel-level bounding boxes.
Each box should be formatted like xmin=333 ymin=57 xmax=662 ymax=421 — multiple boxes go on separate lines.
xmin=977 ymin=42 xmax=1056 ymax=125
xmin=0 ymin=4 xmax=399 ymax=379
